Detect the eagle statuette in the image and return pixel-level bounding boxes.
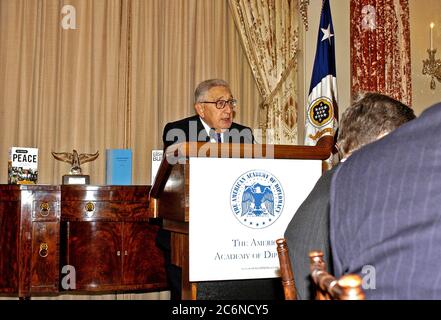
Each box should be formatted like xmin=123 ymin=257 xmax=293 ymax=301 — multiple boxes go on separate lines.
xmin=51 ymin=149 xmax=99 ymax=175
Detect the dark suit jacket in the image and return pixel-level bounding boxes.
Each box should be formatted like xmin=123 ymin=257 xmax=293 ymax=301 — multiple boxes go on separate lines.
xmin=284 ymin=166 xmax=337 ymax=300
xmin=162 ymin=115 xmax=254 ymax=149
xmin=330 ymin=103 xmax=441 ymax=299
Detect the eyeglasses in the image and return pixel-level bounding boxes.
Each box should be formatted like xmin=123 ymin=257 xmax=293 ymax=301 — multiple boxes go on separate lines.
xmin=200 ymin=99 xmax=237 ymax=109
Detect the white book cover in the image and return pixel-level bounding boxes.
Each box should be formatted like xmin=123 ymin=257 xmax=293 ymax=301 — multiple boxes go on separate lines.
xmin=8 ymin=147 xmax=39 ymax=184
xmin=151 ymin=150 xmax=163 ymax=185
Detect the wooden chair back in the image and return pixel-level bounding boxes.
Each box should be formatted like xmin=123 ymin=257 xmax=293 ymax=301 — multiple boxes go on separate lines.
xmin=276 ymin=238 xmax=365 ymax=300
xmin=276 ymin=238 xmax=297 ymax=300
xmin=309 ymin=250 xmax=365 ymax=300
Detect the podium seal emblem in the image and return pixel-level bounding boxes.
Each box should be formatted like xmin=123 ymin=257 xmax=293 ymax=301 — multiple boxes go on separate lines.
xmin=230 ymin=170 xmax=284 ymax=229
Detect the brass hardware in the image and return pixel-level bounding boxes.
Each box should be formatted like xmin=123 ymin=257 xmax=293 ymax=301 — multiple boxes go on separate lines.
xmin=39 ymin=202 xmax=50 ymax=217
xmin=84 ymin=202 xmax=95 ymax=217
xmin=124 ymin=250 xmax=128 ymax=256
xmin=117 ymin=251 xmax=121 ymax=256
xmin=39 ymin=243 xmax=48 ymax=258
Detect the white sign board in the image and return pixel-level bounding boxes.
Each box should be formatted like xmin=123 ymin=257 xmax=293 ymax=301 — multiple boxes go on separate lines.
xmin=189 ymin=157 xmax=322 ymax=282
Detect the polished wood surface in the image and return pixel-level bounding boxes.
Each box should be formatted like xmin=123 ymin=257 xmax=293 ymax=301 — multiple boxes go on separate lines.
xmin=276 ymin=238 xmax=297 ymax=300
xmin=309 ymin=250 xmax=365 ymax=300
xmin=29 ymin=188 xmax=60 ymax=294
xmin=170 ymin=232 xmax=193 ymax=300
xmin=62 ymin=201 xmax=151 ymax=221
xmin=0 ymin=184 xmax=167 ymax=298
xmin=61 ymin=185 xmax=150 ymax=201
xmin=0 ymin=185 xmax=61 ymax=297
xmin=309 ymin=251 xmax=334 ymax=300
xmin=155 ymin=164 xmax=188 ymax=223
xmin=0 ymin=187 xmax=20 ymax=294
xmin=122 ymin=222 xmax=166 ymax=288
xmin=30 ymin=221 xmax=59 ymax=292
xmin=65 ymin=221 xmax=123 ymax=290
xmin=61 ymin=184 xmax=167 ymax=293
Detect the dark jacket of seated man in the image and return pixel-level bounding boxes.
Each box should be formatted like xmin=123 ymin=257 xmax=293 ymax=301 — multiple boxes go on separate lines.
xmin=157 ymin=79 xmax=283 ymax=300
xmin=284 ymin=92 xmax=416 ymax=300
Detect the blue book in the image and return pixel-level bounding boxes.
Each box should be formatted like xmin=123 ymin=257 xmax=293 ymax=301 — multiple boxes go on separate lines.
xmin=106 ymin=149 xmax=132 ymax=185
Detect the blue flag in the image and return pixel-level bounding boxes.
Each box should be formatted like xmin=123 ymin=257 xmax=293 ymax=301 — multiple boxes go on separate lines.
xmin=304 ymin=0 xmax=338 ymax=146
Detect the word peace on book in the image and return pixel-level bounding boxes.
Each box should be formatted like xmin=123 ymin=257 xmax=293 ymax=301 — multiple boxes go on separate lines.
xmin=12 ymin=153 xmax=37 ymax=163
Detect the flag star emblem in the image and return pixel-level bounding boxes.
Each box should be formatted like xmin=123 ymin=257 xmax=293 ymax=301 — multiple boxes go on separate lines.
xmin=321 ymin=24 xmax=334 ymax=43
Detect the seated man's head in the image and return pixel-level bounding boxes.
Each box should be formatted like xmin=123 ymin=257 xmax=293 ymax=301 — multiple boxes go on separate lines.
xmin=194 ymin=79 xmax=237 ymax=132
xmin=337 ymin=92 xmax=416 ymax=160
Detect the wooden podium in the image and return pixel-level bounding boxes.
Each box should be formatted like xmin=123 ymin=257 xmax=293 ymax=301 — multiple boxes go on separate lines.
xmin=149 ymin=137 xmax=333 ymax=300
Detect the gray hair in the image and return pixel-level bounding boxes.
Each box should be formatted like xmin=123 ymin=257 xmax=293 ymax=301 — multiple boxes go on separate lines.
xmin=194 ymin=79 xmax=230 ymax=103
xmin=337 ymin=92 xmax=416 ymax=158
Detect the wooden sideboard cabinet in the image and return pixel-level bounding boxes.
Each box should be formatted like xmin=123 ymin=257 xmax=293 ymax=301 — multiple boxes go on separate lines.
xmin=60 ymin=185 xmax=167 ymax=292
xmin=0 ymin=185 xmax=167 ymax=299
xmin=0 ymin=185 xmax=60 ymax=298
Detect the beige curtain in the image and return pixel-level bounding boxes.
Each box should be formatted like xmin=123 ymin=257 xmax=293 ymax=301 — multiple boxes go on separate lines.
xmin=228 ymin=0 xmax=300 ymax=144
xmin=0 ymin=0 xmax=261 ymax=186
xmin=129 ymin=0 xmax=261 ymax=181
xmin=0 ymin=0 xmax=127 ymax=185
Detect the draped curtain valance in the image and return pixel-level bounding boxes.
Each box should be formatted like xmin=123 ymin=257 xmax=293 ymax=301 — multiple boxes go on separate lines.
xmin=229 ymin=0 xmax=302 ymax=144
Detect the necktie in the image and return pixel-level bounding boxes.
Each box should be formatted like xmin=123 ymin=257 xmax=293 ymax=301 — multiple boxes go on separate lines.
xmin=216 ymin=132 xmax=222 ymax=143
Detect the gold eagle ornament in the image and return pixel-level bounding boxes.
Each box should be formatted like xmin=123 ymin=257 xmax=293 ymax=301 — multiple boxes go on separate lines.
xmin=51 ymin=149 xmax=99 ymax=175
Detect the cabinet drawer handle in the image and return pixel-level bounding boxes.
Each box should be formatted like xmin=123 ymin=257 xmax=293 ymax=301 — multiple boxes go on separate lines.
xmin=39 ymin=202 xmax=50 ymax=217
xmin=84 ymin=202 xmax=95 ymax=217
xmin=39 ymin=243 xmax=48 ymax=258
xmin=117 ymin=251 xmax=121 ymax=256
xmin=124 ymin=250 xmax=128 ymax=256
